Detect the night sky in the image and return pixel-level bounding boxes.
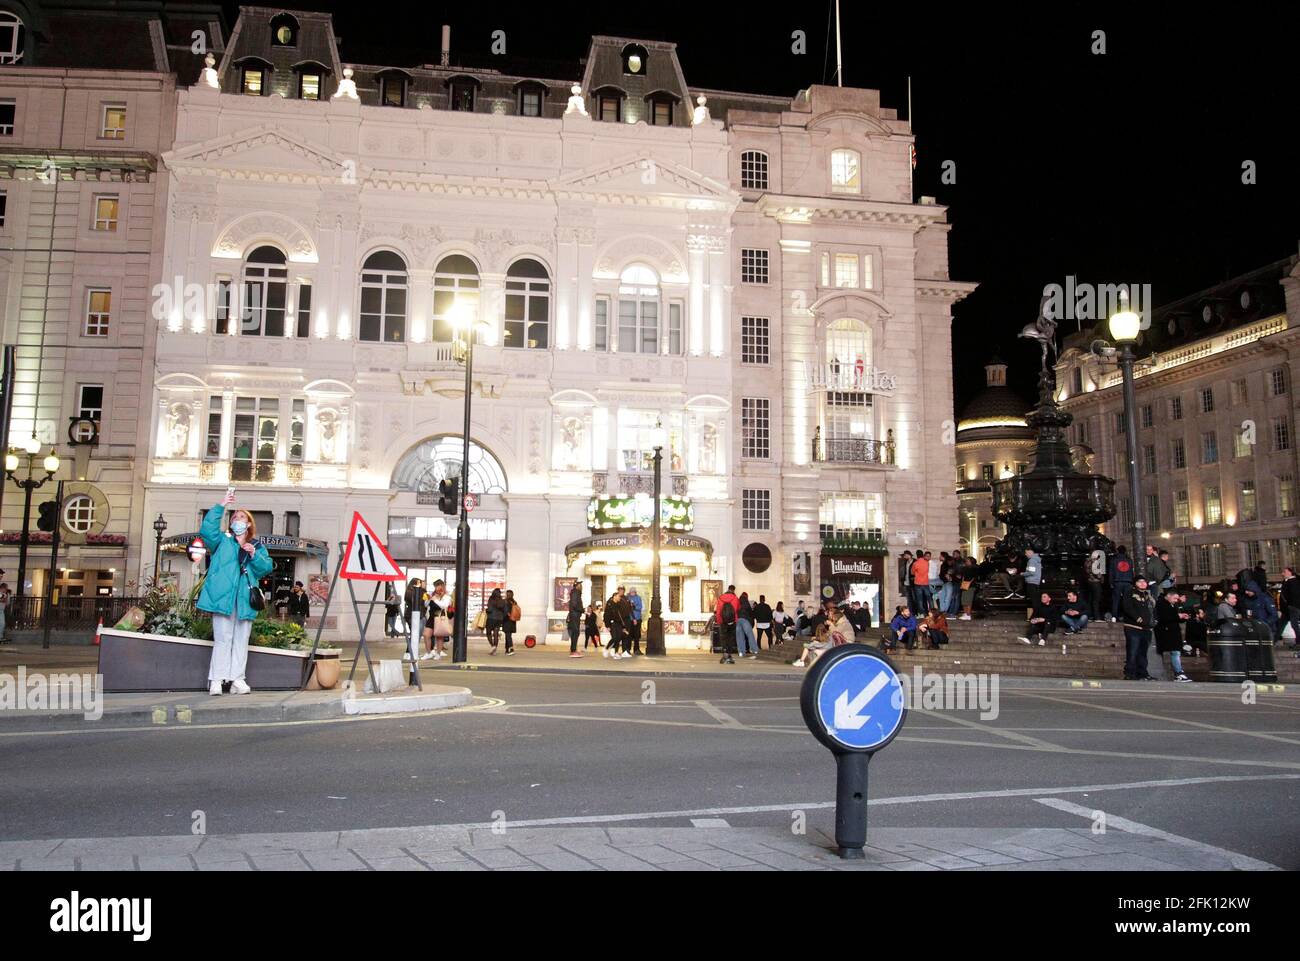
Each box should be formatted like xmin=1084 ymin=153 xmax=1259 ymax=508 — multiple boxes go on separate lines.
xmin=225 ymin=1 xmax=1300 ymax=410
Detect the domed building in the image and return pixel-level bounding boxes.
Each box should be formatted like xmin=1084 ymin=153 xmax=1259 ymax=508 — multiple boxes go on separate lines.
xmin=955 ymin=356 xmax=1035 ymax=557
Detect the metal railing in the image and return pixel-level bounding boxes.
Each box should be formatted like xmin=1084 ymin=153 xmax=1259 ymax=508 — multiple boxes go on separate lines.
xmin=813 ymin=436 xmax=895 ymax=465
xmin=8 ymin=595 xmax=144 ymax=632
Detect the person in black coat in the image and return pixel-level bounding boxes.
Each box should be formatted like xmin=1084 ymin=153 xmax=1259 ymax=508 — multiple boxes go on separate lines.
xmin=752 ymin=595 xmax=774 ymax=648
xmin=1121 ymin=576 xmax=1157 ymax=680
xmin=1155 ymin=588 xmax=1191 ymax=681
xmin=1020 ymin=591 xmax=1059 ymax=646
xmin=288 ymin=581 xmax=311 ymax=628
xmin=1280 ymin=566 xmax=1300 ymax=647
xmin=566 ymin=583 xmax=584 ymax=656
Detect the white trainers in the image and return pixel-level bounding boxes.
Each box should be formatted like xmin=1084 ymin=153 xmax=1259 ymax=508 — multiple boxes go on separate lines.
xmin=1175 ymin=673 xmax=1192 ymax=682
xmin=419 ymin=651 xmax=433 ymax=661
xmin=209 ymin=681 xmax=222 ymax=696
xmin=793 ymin=660 xmax=806 ymax=668
xmin=231 ymin=679 xmax=251 ymax=695
xmin=621 ymin=651 xmax=632 ymax=659
xmin=1018 ymin=637 xmax=1031 ymax=644
xmin=602 ymin=648 xmax=611 ymax=658
xmin=959 ymin=613 xmax=971 ymax=620
xmin=1037 ymin=638 xmax=1045 ymax=647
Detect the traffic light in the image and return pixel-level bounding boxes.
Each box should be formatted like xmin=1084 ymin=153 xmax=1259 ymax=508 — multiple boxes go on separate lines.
xmin=36 ymin=500 xmax=57 ymax=532
xmin=437 ymin=477 xmax=459 ymax=516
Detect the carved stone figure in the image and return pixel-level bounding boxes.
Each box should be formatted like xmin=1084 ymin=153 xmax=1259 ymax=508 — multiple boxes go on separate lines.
xmin=317 ymin=408 xmax=339 ymax=462
xmin=166 ymin=403 xmax=191 ymax=457
xmin=559 ymin=415 xmax=585 ymax=470
xmin=699 ymin=423 xmax=718 ymax=474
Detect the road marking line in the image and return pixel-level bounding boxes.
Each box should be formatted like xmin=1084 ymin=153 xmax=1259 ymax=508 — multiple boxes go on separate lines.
xmin=695 ymin=700 xmax=745 ymax=728
xmin=1033 ymin=796 xmax=1281 ymax=871
xmin=913 ymin=706 xmax=1065 ymax=751
xmin=690 ymin=818 xmax=730 ymax=828
xmin=1017 ymin=692 xmax=1300 ymax=746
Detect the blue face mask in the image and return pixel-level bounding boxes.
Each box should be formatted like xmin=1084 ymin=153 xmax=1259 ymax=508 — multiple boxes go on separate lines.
xmin=231 ymin=520 xmax=248 ymax=536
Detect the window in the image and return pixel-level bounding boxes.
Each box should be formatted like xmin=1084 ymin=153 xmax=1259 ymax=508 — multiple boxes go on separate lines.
xmin=231 ymin=396 xmax=278 ymax=482
xmin=1240 ymin=480 xmax=1258 ymax=522
xmin=741 ymin=316 xmax=769 ymax=365
xmin=826 ymin=318 xmax=871 ymax=390
xmin=597 ymin=93 xmax=621 ymax=122
xmin=298 ymin=72 xmax=321 ymax=100
xmin=1273 ymin=417 xmax=1291 ymax=452
xmin=617 ymin=410 xmax=683 ymax=473
xmin=1230 ymin=377 xmax=1248 ymax=406
xmin=1234 ymin=428 xmax=1252 ymax=459
xmin=1142 ymin=444 xmax=1156 ymax=475
xmin=0 ymin=190 xmax=7 ymax=228
xmin=1171 ymin=437 xmax=1186 ymax=469
xmin=241 ymin=65 xmax=265 ymax=96
xmin=270 ymin=13 xmax=298 ymax=46
xmin=594 ymin=298 xmax=608 ymax=352
xmin=819 ymin=492 xmax=884 ymax=540
xmin=1272 ymin=368 xmax=1288 ymax=396
xmin=380 ymin=73 xmax=406 ymax=108
xmin=1201 ymin=431 xmax=1218 ymax=464
xmin=1071 ymin=367 xmax=1083 ymax=395
xmin=101 ymin=104 xmax=126 ymax=140
xmin=295 ymin=282 xmax=312 ymax=338
xmin=214 ymin=279 xmax=232 ymax=335
xmin=92 ymin=196 xmax=119 ymax=231
xmin=504 ymin=259 xmax=550 ymax=349
xmin=830 ymin=149 xmax=861 ymax=194
xmin=241 ymin=245 xmax=288 ymax=336
xmin=741 ymin=398 xmax=770 ymax=459
xmin=1077 ymin=419 xmax=1089 ymax=446
xmin=1115 ymin=412 xmax=1125 ymax=434
xmin=289 ymin=399 xmax=305 ymax=463
xmin=1170 ymin=396 xmax=1183 ymax=420
xmin=742 ymin=489 xmax=771 ymax=531
xmin=204 ymin=396 xmax=222 ymax=460
xmin=63 ymin=495 xmax=95 ymax=534
xmin=1140 ymin=404 xmax=1153 ymax=429
xmin=359 ymin=250 xmax=408 ymax=343
xmin=667 ymin=302 xmax=683 ymax=355
xmin=1145 ymin=493 xmax=1161 ymax=530
xmin=76 ymin=384 xmax=104 ymax=441
xmin=84 ymin=289 xmax=111 ymax=336
xmin=622 ymin=44 xmax=647 ymax=75
xmin=981 ymin=463 xmax=995 ymax=483
xmin=1280 ymin=475 xmax=1296 ymax=518
xmin=648 ymin=96 xmax=673 ymax=126
xmin=740 ymin=150 xmax=768 ymax=190
xmin=957 ymin=464 xmax=966 ymax=485
xmin=1200 ymin=386 xmax=1215 ymax=413
xmin=0 ymin=12 xmax=24 ymax=64
xmin=0 ymin=99 xmax=12 ymax=135
xmin=823 ymin=391 xmax=873 ymax=461
xmin=449 ymin=79 xmax=476 ymax=112
xmin=740 ymin=248 xmax=769 ymax=284
xmin=518 ymin=85 xmax=543 ymax=117
xmin=834 ymin=253 xmax=859 ymax=288
xmin=431 ymin=254 xmax=480 ymax=342
xmin=1174 ymin=489 xmax=1190 ymax=528
xmin=616 ymin=263 xmax=659 ymax=354
xmin=1205 ymin=486 xmax=1222 ymax=525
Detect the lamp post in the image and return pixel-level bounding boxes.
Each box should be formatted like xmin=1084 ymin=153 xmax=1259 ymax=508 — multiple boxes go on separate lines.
xmin=1109 ymin=289 xmax=1146 ymax=580
xmin=645 ymin=422 xmax=668 ymax=656
xmin=449 ymin=303 xmax=483 ymax=665
xmin=4 ymin=438 xmax=59 ymax=601
xmin=153 ymin=513 xmax=168 ymax=578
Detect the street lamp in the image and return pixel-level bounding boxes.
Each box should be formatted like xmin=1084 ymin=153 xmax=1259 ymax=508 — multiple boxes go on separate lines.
xmin=153 ymin=514 xmax=168 ymax=578
xmin=448 ymin=300 xmax=483 ymax=664
xmin=644 ymin=420 xmax=668 ymax=656
xmin=1108 ymin=289 xmax=1146 ymax=579
xmin=4 ymin=441 xmax=59 ymax=601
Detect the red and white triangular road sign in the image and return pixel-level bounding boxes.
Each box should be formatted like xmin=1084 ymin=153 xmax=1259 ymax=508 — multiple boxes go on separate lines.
xmin=341 ymin=512 xmax=404 ymax=581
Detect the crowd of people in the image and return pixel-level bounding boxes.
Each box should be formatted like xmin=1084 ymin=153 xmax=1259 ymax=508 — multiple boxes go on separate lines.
xmin=390 ymin=579 xmax=524 ymax=660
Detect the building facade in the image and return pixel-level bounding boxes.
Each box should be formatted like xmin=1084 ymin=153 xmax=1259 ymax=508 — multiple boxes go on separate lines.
xmin=1055 ymin=251 xmax=1300 ymax=587
xmin=954 ymin=356 xmax=1034 ymax=557
xmin=0 ymin=0 xmax=223 ymax=604
xmin=142 ymin=7 xmax=970 ymax=642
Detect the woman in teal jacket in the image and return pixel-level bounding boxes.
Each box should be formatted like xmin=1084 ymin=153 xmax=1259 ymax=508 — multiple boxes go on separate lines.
xmin=200 ymin=490 xmax=272 ymax=695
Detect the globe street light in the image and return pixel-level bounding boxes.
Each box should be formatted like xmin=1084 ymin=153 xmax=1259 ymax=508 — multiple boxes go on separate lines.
xmin=5 ymin=443 xmax=59 ymax=602
xmin=1108 ymin=288 xmax=1146 ymax=580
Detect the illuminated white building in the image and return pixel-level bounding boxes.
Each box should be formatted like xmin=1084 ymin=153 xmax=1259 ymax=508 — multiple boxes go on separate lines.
xmin=142 ymin=8 xmax=971 ymax=640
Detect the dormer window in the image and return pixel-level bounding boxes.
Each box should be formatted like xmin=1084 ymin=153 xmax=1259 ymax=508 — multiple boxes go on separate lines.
xmin=270 ymin=13 xmax=298 ymax=47
xmin=0 ymin=12 xmax=24 ymax=64
xmin=446 ymin=75 xmax=479 ymax=112
xmin=294 ymin=62 xmax=329 ymax=100
xmin=378 ymin=71 xmax=408 ymax=107
xmin=515 ymin=81 xmax=547 ymax=118
xmin=592 ymin=86 xmax=624 ymax=123
xmin=621 ymin=43 xmax=648 ymax=76
xmin=237 ymin=59 xmax=272 ymax=96
xmin=645 ymin=92 xmax=677 ymax=126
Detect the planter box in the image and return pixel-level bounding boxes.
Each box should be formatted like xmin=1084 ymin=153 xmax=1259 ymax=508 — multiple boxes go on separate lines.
xmin=97 ymin=628 xmax=309 ymax=693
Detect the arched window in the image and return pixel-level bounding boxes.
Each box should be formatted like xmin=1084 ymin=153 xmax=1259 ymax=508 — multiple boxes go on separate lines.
xmin=504 ymin=259 xmax=550 ymax=349
xmin=377 ymin=70 xmax=408 ymax=107
xmin=236 ymin=57 xmax=272 ymax=96
xmin=618 ymin=264 xmax=660 ymax=354
xmin=621 ymin=43 xmax=648 ymax=76
xmin=241 ymin=245 xmax=288 ymax=336
xmin=432 ymin=254 xmax=480 ymax=343
xmin=0 ymin=11 xmax=25 ymax=64
xmin=393 ymin=436 xmax=508 ymax=494
xmin=822 ymin=319 xmax=875 ymax=462
xmin=826 ymin=318 xmax=871 ymax=386
xmin=645 ymin=92 xmax=677 ymax=126
xmin=740 ymin=149 xmax=769 ymax=190
xmin=830 ymin=148 xmax=861 ymax=194
xmin=270 ymin=13 xmax=299 ymax=47
xmin=359 ymin=250 xmax=407 ymax=343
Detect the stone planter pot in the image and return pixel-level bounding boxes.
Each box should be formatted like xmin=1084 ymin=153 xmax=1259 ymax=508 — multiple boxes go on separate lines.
xmin=306 ymin=649 xmax=342 ymax=690
xmin=97 ymin=628 xmax=309 ymax=692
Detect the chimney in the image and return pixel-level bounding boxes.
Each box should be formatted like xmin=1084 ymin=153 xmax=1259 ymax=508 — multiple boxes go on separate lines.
xmin=440 ymin=24 xmax=450 ymax=66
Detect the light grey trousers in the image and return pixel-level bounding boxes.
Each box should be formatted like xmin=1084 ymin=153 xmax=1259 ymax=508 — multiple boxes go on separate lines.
xmin=209 ymin=613 xmax=253 ymax=683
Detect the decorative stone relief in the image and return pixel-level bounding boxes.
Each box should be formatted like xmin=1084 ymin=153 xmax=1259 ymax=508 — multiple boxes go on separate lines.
xmin=594 ymin=235 xmax=684 ymax=277
xmin=214 ymin=213 xmax=317 ymax=261
xmin=527 ymin=411 xmax=545 ymax=474
xmin=166 ymin=402 xmax=192 ymax=457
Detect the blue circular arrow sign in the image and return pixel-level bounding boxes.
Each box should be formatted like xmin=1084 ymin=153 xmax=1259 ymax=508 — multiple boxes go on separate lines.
xmin=800 ymin=644 xmax=907 ymax=754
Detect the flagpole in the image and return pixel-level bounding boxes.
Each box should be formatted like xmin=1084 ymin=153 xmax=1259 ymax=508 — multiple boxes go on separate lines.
xmin=908 ymin=75 xmax=914 ymax=201
xmin=834 ymin=0 xmax=843 ymax=86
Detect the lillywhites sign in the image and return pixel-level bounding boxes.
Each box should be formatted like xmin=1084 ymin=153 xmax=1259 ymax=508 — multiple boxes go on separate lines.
xmin=803 ymin=361 xmax=899 ymax=392
xmin=829 ymin=559 xmax=877 ymax=577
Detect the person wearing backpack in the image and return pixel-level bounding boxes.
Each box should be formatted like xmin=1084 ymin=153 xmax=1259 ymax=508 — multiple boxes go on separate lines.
xmin=715 ymin=585 xmax=740 ymax=664
xmin=1086 ymin=548 xmax=1106 ymax=621
xmin=1108 ymin=546 xmax=1135 ymax=622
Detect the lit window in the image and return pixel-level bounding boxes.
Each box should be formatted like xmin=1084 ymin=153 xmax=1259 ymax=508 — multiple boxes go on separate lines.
xmin=85 ymin=289 xmax=111 ymax=336
xmin=617 ymin=263 xmax=660 ymax=354
xmin=299 ymin=72 xmax=321 ymax=100
xmin=231 ymin=396 xmax=278 ymax=483
xmin=1174 ymin=489 xmax=1190 ymax=527
xmin=241 ymin=66 xmax=265 ymax=96
xmin=1205 ymin=486 xmax=1222 ymax=525
xmin=431 ymin=254 xmax=480 ymax=343
xmin=504 ymin=259 xmax=550 ymax=350
xmin=101 ymin=104 xmax=126 ymax=140
xmin=1240 ymin=480 xmax=1258 ymax=522
xmin=830 ymin=149 xmax=861 ymax=194
xmin=63 ymin=495 xmax=96 ymax=533
xmin=270 ymin=14 xmax=298 ymax=46
xmin=1279 ymin=476 xmax=1295 ymax=518
xmin=1230 ymin=377 xmax=1248 ymax=406
xmin=93 ymin=196 xmax=119 ymax=231
xmin=834 ymin=253 xmax=858 ymax=288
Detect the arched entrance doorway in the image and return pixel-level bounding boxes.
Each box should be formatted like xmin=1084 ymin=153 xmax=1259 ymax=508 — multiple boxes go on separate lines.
xmin=388 ymin=436 xmax=509 ymax=632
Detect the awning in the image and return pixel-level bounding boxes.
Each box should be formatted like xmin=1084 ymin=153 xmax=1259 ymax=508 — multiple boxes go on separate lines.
xmin=564 ymin=530 xmax=712 ymax=569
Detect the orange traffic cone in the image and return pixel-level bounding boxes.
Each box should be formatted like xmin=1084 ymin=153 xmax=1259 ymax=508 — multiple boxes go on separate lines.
xmin=93 ymin=617 xmax=103 ymax=646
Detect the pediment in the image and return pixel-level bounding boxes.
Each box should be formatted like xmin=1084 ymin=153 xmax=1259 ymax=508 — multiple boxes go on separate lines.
xmin=553 ymin=153 xmax=736 ymax=202
xmin=164 ymin=125 xmax=354 ymax=182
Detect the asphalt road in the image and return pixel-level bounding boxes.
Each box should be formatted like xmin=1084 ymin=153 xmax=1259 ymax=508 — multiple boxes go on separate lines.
xmin=2 ymin=672 xmax=1298 ymax=868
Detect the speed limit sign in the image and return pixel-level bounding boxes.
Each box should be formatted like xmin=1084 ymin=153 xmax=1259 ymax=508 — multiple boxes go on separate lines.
xmin=463 ymin=493 xmax=478 ymax=512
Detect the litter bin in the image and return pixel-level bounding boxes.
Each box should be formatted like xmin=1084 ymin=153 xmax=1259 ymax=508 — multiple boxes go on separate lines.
xmin=1207 ymin=621 xmax=1247 ymax=683
xmin=1240 ymin=618 xmax=1278 ymax=683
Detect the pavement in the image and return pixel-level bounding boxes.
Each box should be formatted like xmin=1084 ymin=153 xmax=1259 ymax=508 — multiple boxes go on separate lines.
xmin=2 ymin=670 xmax=1297 ymax=870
